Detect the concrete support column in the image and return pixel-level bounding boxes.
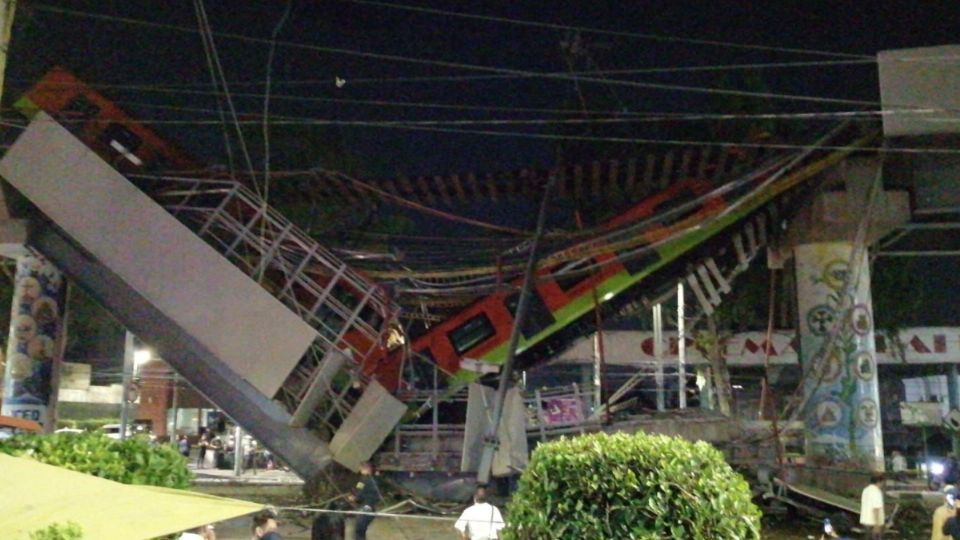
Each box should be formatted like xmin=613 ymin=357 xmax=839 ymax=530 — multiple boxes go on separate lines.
xmin=948 ymin=364 xmax=960 ymax=455
xmin=1 ymin=253 xmax=68 ymax=431
xmin=697 ymin=366 xmax=715 ymax=411
xmin=795 ymin=242 xmax=883 ymax=470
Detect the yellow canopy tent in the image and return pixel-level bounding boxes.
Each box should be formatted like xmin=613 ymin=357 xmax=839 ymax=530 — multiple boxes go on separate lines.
xmin=0 ymin=453 xmax=263 ymax=539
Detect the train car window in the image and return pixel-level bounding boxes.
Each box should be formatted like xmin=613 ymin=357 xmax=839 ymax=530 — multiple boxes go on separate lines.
xmin=61 ymin=95 xmax=101 ymax=123
xmin=100 ymin=123 xmax=144 ymax=166
xmin=503 ymin=289 xmax=555 ymax=340
xmin=653 ymin=187 xmax=704 ymax=227
xmin=407 ymin=348 xmax=440 ymax=390
xmin=447 ymin=313 xmax=496 ymax=355
xmin=617 ymin=245 xmax=662 ymax=275
xmin=552 ymin=258 xmax=594 ymax=292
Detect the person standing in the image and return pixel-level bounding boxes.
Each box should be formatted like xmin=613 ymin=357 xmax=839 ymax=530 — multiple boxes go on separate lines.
xmin=944 ymin=507 xmax=960 ymax=540
xmin=454 ymin=486 xmax=505 ymax=540
xmin=177 ymin=524 xmax=215 ymax=540
xmin=859 ymin=473 xmax=885 ymax=539
xmin=209 ymin=434 xmax=225 ymax=469
xmin=252 ymin=509 xmax=283 ymax=540
xmin=890 ymin=451 xmax=907 ymax=474
xmin=197 ymin=433 xmax=209 ymax=469
xmin=178 ymin=435 xmax=190 ymax=458
xmin=933 ymin=487 xmax=957 ymax=540
xmin=349 ymin=462 xmax=382 ymax=540
xmin=947 ymin=454 xmax=960 ymax=486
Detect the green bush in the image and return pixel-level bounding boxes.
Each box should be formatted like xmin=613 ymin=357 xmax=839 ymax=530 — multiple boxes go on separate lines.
xmin=503 ymin=432 xmax=761 ymax=540
xmin=29 ymin=522 xmax=83 ymax=540
xmin=0 ymin=432 xmax=191 ymax=488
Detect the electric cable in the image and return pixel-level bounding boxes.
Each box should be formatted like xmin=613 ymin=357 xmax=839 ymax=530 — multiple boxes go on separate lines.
xmin=384 ymin=125 xmax=864 ymax=290
xmin=41 ymin=95 xmax=945 ymax=126
xmin=192 ymin=0 xmax=237 ymax=179
xmin=29 ymin=4 xmax=888 ymax=108
xmin=370 ymin=123 xmax=960 ymax=155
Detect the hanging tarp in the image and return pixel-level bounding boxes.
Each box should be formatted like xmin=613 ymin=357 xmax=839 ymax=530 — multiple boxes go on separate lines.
xmin=0 ymin=453 xmax=262 ymax=539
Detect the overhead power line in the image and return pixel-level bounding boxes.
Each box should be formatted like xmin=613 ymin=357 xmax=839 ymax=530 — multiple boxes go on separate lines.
xmin=116 ymin=95 xmax=959 ymax=124
xmin=38 ymin=104 xmax=949 ymax=127
xmin=335 ymin=0 xmax=872 ymax=60
xmin=365 ymin=124 xmax=960 ymax=155
xmin=7 ymin=57 xmax=881 ymax=91
xmin=331 ymin=58 xmax=880 ymax=85
xmin=29 ymin=4 xmax=880 ymax=107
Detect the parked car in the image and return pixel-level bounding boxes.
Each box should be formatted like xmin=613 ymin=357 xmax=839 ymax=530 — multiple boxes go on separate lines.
xmin=54 ymin=428 xmax=84 ymax=435
xmin=99 ymin=424 xmax=122 ymax=440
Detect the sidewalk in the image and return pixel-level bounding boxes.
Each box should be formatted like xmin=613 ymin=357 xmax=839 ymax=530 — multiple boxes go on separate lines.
xmin=189 ymin=462 xmax=304 ymax=485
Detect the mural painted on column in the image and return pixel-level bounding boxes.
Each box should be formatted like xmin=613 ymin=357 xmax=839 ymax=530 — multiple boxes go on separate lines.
xmin=795 ymin=242 xmax=883 ymax=470
xmin=0 ymin=254 xmax=67 ymax=427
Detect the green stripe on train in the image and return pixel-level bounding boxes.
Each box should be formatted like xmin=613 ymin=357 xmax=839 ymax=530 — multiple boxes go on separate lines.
xmin=472 ymin=137 xmax=870 ymax=372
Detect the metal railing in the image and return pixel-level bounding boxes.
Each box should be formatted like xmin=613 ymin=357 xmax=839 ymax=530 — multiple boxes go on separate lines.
xmin=133 ymin=175 xmax=399 ymax=433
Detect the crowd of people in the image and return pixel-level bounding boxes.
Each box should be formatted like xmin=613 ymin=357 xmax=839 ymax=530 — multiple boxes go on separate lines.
xmin=855 ymin=470 xmax=960 ymax=540
xmin=176 ymin=448 xmax=960 ymax=540
xmin=175 ymin=461 xmax=507 ymax=540
xmin=173 ymin=430 xmax=277 ymax=471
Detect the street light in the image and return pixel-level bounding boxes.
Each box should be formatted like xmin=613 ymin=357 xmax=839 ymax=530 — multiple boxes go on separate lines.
xmin=121 ymin=336 xmax=152 ymax=440
xmin=134 ymin=348 xmax=152 ymax=367
xmin=133 ymin=348 xmax=152 ymax=377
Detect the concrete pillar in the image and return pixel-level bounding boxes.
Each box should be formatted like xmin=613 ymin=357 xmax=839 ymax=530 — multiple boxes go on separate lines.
xmin=795 ymin=242 xmax=883 ymax=470
xmin=0 ymin=254 xmax=67 ymax=431
xmin=948 ymin=364 xmax=960 ymax=455
xmin=697 ymin=366 xmax=715 ymax=411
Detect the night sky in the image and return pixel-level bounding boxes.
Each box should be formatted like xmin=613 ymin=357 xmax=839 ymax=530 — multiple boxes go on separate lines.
xmin=6 ymin=1 xmax=960 ymax=176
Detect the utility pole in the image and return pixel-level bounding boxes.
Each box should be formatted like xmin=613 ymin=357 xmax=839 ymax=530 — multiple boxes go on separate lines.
xmin=233 ymin=425 xmax=243 ymax=476
xmin=0 ymin=1 xmax=16 ymax=103
xmin=170 ymin=372 xmax=179 ymax=442
xmin=677 ymin=282 xmax=687 ymax=409
xmin=654 ymin=304 xmax=665 ymax=411
xmin=476 ymin=177 xmax=555 ymax=485
xmin=120 ymin=331 xmax=135 ymax=440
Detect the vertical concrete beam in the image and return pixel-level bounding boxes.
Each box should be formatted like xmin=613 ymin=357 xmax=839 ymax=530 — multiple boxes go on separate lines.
xmin=0 ymin=254 xmax=67 ymax=432
xmin=948 ymin=364 xmax=960 ymax=455
xmin=795 ymin=242 xmax=884 ymax=470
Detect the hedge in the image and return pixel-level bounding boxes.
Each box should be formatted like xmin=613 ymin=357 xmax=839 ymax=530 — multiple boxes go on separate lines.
xmin=0 ymin=432 xmax=191 ymax=488
xmin=503 ymin=431 xmax=761 ymax=540
xmin=29 ymin=522 xmax=83 ymax=540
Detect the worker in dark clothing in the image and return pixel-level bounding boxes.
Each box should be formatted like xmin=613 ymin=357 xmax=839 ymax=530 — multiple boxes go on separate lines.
xmin=348 ymin=462 xmax=382 ymax=540
xmin=944 ymin=505 xmax=960 ymax=539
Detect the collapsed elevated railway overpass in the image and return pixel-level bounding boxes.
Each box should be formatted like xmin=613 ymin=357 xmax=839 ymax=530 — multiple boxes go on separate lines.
xmin=1 ymin=46 xmax=958 ymax=484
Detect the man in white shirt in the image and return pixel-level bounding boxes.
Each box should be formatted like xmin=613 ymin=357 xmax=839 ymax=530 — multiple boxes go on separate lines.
xmin=860 ymin=473 xmax=885 ymax=539
xmin=454 ymin=486 xmax=505 ymax=540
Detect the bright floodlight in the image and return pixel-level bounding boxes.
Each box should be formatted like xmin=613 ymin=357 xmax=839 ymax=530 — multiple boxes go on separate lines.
xmin=134 ymin=349 xmax=153 ymax=367
xmin=602 ymin=292 xmax=614 ymax=301
xmin=932 ymin=462 xmax=946 ymax=476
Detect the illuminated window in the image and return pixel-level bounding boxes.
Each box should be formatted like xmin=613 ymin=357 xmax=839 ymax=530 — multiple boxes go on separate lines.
xmin=447 ymin=313 xmax=495 ymax=355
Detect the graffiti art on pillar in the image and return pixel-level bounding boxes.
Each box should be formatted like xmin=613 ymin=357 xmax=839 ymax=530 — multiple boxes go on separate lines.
xmin=854 ymin=352 xmax=875 ymax=382
xmin=1 ymin=254 xmax=67 ymax=427
xmin=795 ymin=243 xmax=884 ymax=470
xmin=806 ymin=305 xmax=838 ymax=337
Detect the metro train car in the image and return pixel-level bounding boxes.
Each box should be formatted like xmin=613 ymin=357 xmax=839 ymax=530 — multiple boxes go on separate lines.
xmin=364 ymin=131 xmax=856 ymax=395
xmin=362 ymin=174 xmax=764 ymax=393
